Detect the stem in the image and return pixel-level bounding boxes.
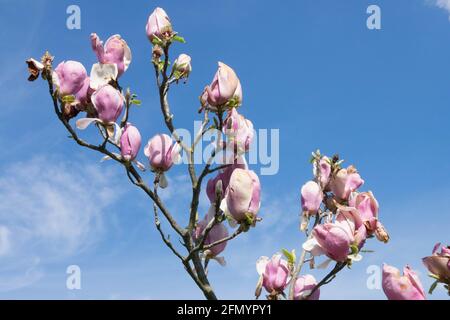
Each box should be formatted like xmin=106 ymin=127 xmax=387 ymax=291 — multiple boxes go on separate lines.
xmin=307 ymin=262 xmax=347 ymax=298
xmin=288 ymin=213 xmax=320 ymax=299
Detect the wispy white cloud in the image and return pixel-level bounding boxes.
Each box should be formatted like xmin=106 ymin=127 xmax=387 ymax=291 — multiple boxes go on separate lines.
xmin=0 ymin=155 xmax=123 ymax=291
xmin=429 ymin=0 xmax=450 ymax=19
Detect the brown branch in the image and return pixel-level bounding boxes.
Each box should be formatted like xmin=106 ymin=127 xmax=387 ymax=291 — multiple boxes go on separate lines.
xmin=203 ymin=227 xmax=243 ymax=251
xmin=307 ymin=262 xmax=347 ymax=299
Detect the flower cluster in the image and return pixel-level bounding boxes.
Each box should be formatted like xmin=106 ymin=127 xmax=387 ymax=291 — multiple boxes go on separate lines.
xmin=255 ymin=151 xmax=390 ymax=300
xmin=301 ymin=151 xmax=389 ymax=266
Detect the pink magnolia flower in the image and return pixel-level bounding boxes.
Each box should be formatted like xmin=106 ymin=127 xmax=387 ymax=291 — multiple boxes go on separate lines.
xmin=74 ymin=77 xmax=92 ymax=109
xmin=422 ymin=243 xmax=450 ymax=283
xmin=382 ymin=264 xmax=426 ymax=300
xmin=146 ymin=7 xmax=172 ymax=41
xmin=223 ymin=108 xmax=254 ymax=154
xmin=144 ymin=134 xmax=180 ymax=172
xmin=348 ymin=191 xmax=379 ymax=234
xmin=91 ymin=33 xmax=132 ymax=77
xmin=256 ymin=254 xmax=290 ymax=295
xmin=206 ymin=160 xmax=247 ymax=203
xmin=303 ymin=207 xmax=366 ymax=262
xmin=313 ymin=156 xmax=331 ymax=188
xmin=194 ymin=206 xmax=229 ymax=260
xmin=201 ymin=62 xmax=242 ymax=111
xmin=220 ymin=168 xmax=261 ymax=224
xmin=91 ymin=84 xmax=124 ymax=123
xmin=120 ymin=123 xmax=142 ymax=161
xmin=329 ymin=166 xmax=364 ymax=200
xmin=53 ymin=60 xmax=88 ymax=97
xmin=294 ymin=275 xmax=320 ymax=300
xmin=301 ymin=181 xmax=323 ymax=214
xmin=173 ymin=54 xmax=192 ymax=79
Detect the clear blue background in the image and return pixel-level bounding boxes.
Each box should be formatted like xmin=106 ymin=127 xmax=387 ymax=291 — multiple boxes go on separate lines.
xmin=0 ymin=0 xmax=449 ymax=299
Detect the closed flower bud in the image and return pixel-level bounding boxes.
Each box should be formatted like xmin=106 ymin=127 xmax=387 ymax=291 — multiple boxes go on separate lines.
xmin=194 ymin=206 xmax=229 ymax=258
xmin=256 ymin=254 xmax=290 ymax=296
xmin=206 ymin=161 xmax=247 ymax=203
xmin=422 ymin=243 xmax=450 ymax=284
xmin=146 ymin=7 xmax=172 ymax=42
xmin=120 ymin=123 xmax=142 ymax=161
xmin=53 ymin=60 xmax=88 ymax=97
xmin=152 ymin=45 xmax=164 ymax=61
xmin=330 ymin=166 xmax=364 ymax=200
xmin=313 ymin=156 xmax=331 ymax=188
xmin=201 ymin=62 xmax=242 ymax=111
xmin=91 ymin=33 xmax=131 ymax=77
xmin=223 ymin=108 xmax=254 ymax=154
xmin=221 ymin=168 xmax=261 ymax=224
xmin=301 ymin=181 xmax=323 ymax=214
xmin=173 ymin=54 xmax=192 ymax=79
xmin=91 ymin=84 xmax=124 ymax=123
xmin=294 ymin=275 xmax=320 ymax=300
xmin=382 ymin=264 xmax=426 ymax=300
xmin=144 ymin=134 xmax=180 ymax=172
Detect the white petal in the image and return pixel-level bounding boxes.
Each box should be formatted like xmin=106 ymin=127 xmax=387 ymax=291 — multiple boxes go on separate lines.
xmin=112 ymin=122 xmax=122 ymax=144
xmin=52 ymin=71 xmax=60 ymax=88
xmin=134 ymin=161 xmax=146 ymax=171
xmin=100 ymin=155 xmax=112 ymax=162
xmin=89 ymin=63 xmax=118 ymax=90
xmin=30 ymin=58 xmax=44 ymax=70
xmin=302 ymin=238 xmax=318 ymax=252
xmin=159 ymin=173 xmax=168 ymax=189
xmin=219 ymin=198 xmax=229 ymax=216
xmin=348 ymin=253 xmax=363 ymax=262
xmin=213 ymin=256 xmax=226 ymax=267
xmin=303 ymin=238 xmax=326 ymax=257
xmin=76 ymin=117 xmax=99 ymax=130
xmin=172 ymin=143 xmax=182 ymax=164
xmin=256 ymin=256 xmax=269 ymax=275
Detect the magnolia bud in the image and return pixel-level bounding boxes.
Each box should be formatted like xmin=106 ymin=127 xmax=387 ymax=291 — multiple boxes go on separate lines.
xmin=300 ymin=181 xmax=323 ymax=214
xmin=173 ymin=54 xmax=192 ymax=79
xmin=144 ymin=134 xmax=180 ymax=172
xmin=146 ymin=7 xmax=173 ymax=42
xmin=329 ymin=166 xmax=364 ymax=200
xmin=152 ymin=45 xmax=163 ymax=61
xmin=194 ymin=206 xmax=229 ymax=258
xmin=221 ymin=168 xmax=261 ymax=224
xmin=256 ymin=254 xmax=290 ymax=296
xmin=223 ymin=108 xmax=254 ymax=154
xmin=422 ymin=243 xmax=450 ymax=283
xmin=313 ymin=156 xmax=331 ymax=188
xmin=201 ymin=62 xmax=242 ymax=111
xmin=293 ymin=275 xmax=320 ymax=300
xmin=53 ymin=60 xmax=88 ymax=97
xmin=91 ymin=84 xmax=124 ymax=123
xmin=120 ymin=123 xmax=142 ymax=161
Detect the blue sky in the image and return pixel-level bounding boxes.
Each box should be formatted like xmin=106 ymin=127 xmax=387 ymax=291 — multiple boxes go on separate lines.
xmin=0 ymin=0 xmax=449 ymax=299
